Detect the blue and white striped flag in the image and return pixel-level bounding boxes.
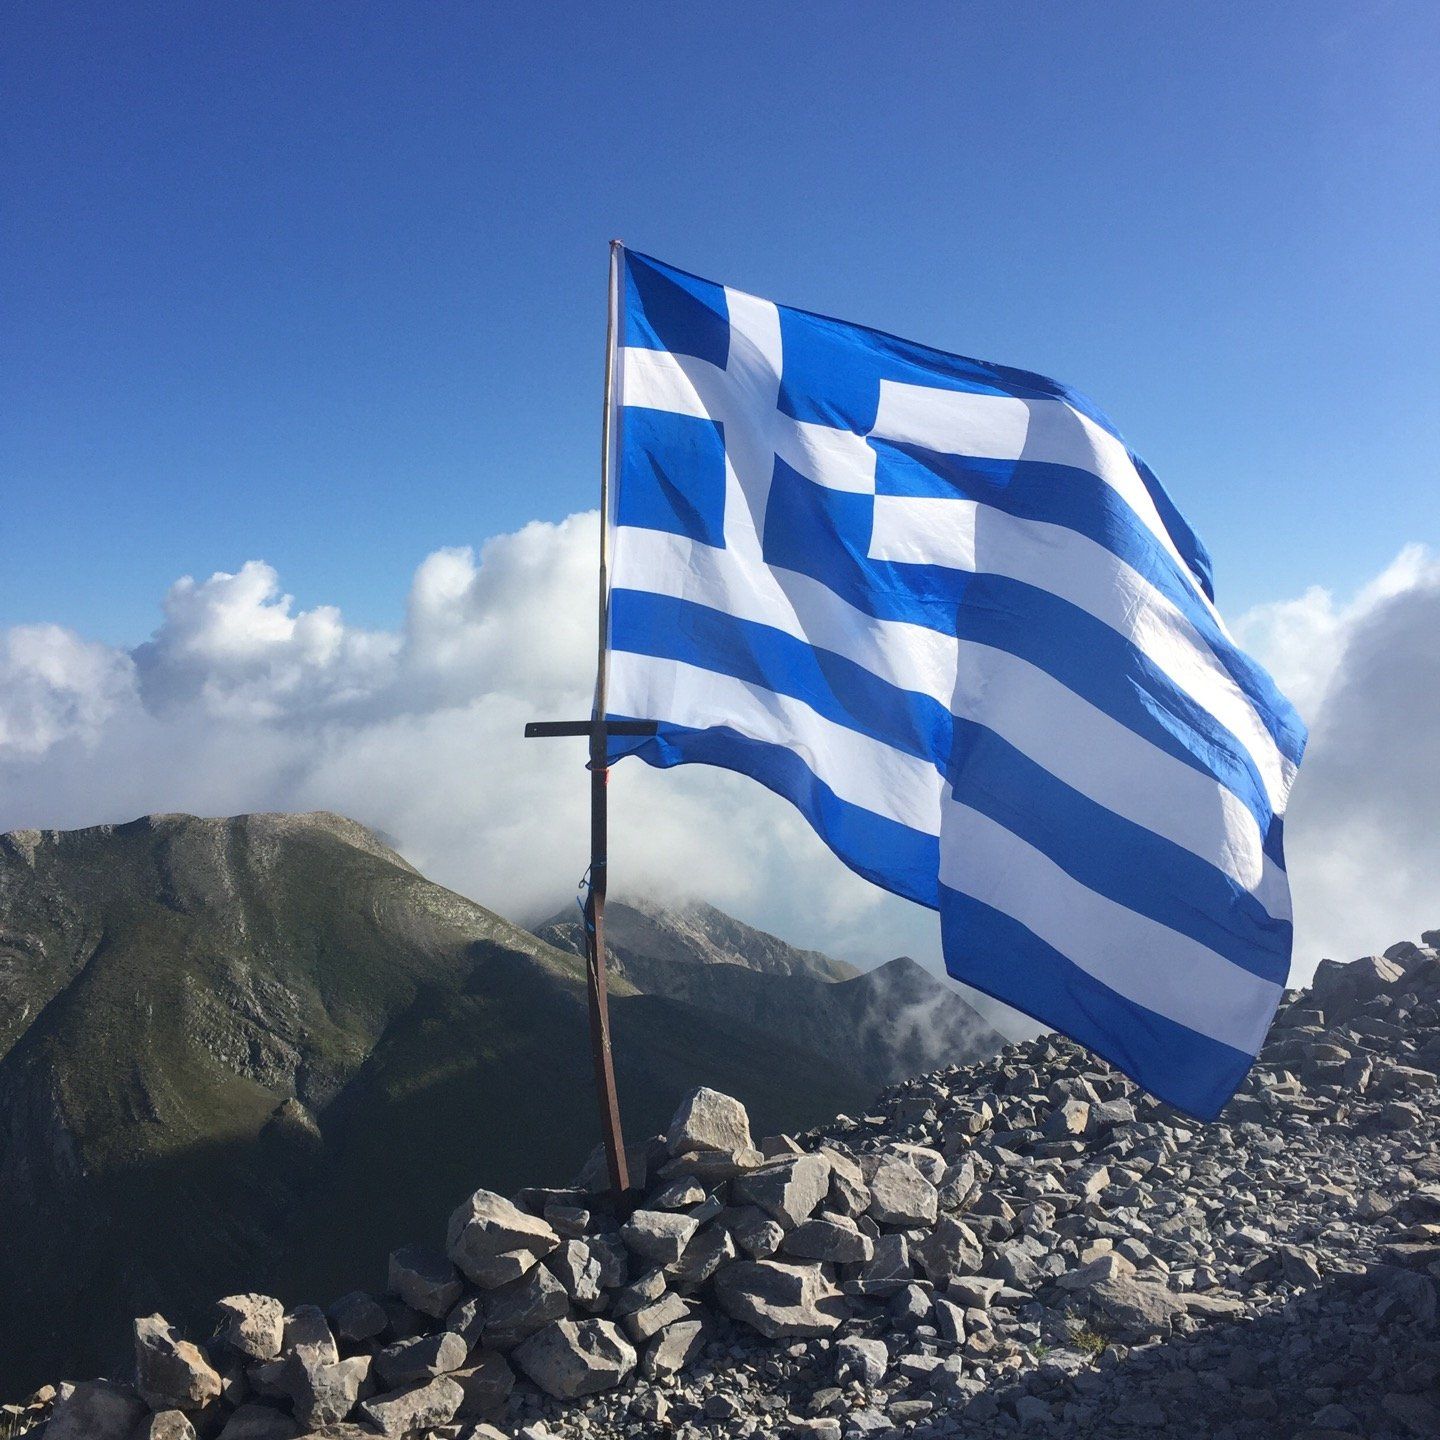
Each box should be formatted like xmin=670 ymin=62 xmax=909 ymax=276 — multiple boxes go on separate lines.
xmin=604 ymin=249 xmax=1307 ymax=1119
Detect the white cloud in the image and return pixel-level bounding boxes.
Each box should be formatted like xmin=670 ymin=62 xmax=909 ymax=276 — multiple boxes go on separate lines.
xmin=2 ymin=523 xmax=1434 ymax=1003
xmin=0 ymin=517 xmax=921 ymax=975
xmin=1236 ymin=544 xmax=1440 ymax=978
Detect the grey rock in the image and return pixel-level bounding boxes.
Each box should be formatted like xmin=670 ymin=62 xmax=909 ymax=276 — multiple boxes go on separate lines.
xmin=216 ymin=1405 xmax=300 ymax=1440
xmin=547 ymin=1237 xmax=604 ymax=1305
xmin=783 ymin=1214 xmax=874 ymax=1264
xmin=482 ymin=1262 xmax=570 ymax=1349
xmin=913 ymin=1216 xmax=982 ymax=1282
xmin=375 ymin=1330 xmax=468 ymax=1388
xmin=452 ymin=1351 xmax=515 ymax=1418
xmin=622 ymin=1290 xmax=689 ymax=1343
xmin=357 ymin=1375 xmax=464 ymax=1436
xmin=732 ymin=1153 xmax=832 ymax=1228
xmin=642 ymin=1316 xmax=709 ymax=1380
xmin=667 ymin=1086 xmax=754 ymax=1155
xmin=215 ymin=1294 xmax=285 ymax=1361
xmin=136 ymin=1412 xmax=198 ymax=1440
xmin=291 ymin=1354 xmax=371 ymax=1430
xmin=666 ymin=1221 xmax=738 ymax=1291
xmin=867 ymin=1157 xmax=938 ymax=1227
xmin=512 ymin=1318 xmax=638 ymax=1399
xmin=1085 ymin=1276 xmax=1185 ymax=1341
xmin=387 ymin=1244 xmax=463 ymax=1318
xmin=621 ymin=1207 xmax=698 ymax=1264
xmin=726 ymin=1204 xmax=786 ymax=1258
xmin=327 ymin=1291 xmax=387 ymax=1344
xmin=282 ymin=1306 xmax=338 ymax=1370
xmin=713 ymin=1259 xmax=848 ymax=1338
xmin=446 ymin=1187 xmax=560 ymax=1287
xmin=134 ymin=1314 xmax=223 ymax=1411
xmin=44 ymin=1380 xmax=146 ymax=1440
xmin=835 ymin=1335 xmax=888 ymax=1386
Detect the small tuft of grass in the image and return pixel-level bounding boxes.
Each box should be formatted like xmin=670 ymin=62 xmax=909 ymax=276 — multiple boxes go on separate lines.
xmin=1071 ymin=1325 xmax=1107 ymax=1359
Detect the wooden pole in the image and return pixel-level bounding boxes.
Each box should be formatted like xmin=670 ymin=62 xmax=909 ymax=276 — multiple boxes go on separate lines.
xmin=584 ymin=240 xmax=630 ymax=1197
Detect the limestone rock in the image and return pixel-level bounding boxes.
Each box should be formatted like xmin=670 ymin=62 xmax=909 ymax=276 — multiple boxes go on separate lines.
xmin=621 ymin=1208 xmax=698 ymax=1265
xmin=45 ymin=1380 xmax=146 ymax=1440
xmin=216 ymin=1294 xmax=285 ymax=1361
xmin=387 ymin=1244 xmax=462 ymax=1318
xmin=291 ymin=1355 xmax=371 ymax=1430
xmin=867 ymin=1157 xmax=938 ymax=1227
xmin=375 ymin=1330 xmax=467 ymax=1388
xmin=512 ymin=1318 xmax=638 ymax=1399
xmin=732 ymin=1154 xmax=831 ymax=1229
xmin=667 ymin=1086 xmax=754 ymax=1155
xmin=713 ymin=1260 xmax=848 ymax=1338
xmin=357 ymin=1376 xmax=464 ymax=1436
xmin=447 ymin=1188 xmax=560 ymax=1288
xmin=134 ymin=1314 xmax=223 ymax=1411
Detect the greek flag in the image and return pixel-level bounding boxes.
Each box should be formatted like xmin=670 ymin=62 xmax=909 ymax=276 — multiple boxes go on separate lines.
xmin=604 ymin=248 xmax=1306 ymax=1119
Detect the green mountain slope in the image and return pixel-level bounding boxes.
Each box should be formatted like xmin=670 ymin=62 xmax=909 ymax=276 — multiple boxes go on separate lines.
xmin=0 ymin=814 xmax=874 ymax=1396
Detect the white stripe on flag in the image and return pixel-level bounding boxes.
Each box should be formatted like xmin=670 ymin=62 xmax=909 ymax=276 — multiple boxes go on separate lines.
xmin=608 ymin=649 xmax=944 ymax=837
xmin=610 ymin=525 xmax=1289 ymax=917
xmin=872 ymin=383 xmax=1225 ymax=630
xmin=939 ymin=798 xmax=1282 ymax=1054
xmin=869 ymin=495 xmax=1294 ymax=811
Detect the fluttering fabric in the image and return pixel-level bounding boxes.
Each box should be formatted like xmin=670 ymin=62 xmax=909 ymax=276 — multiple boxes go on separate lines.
xmin=605 ymin=249 xmax=1306 ymax=1119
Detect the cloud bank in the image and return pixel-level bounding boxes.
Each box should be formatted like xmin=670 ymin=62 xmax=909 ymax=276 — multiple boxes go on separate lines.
xmin=2 ymin=520 xmax=1435 ymax=987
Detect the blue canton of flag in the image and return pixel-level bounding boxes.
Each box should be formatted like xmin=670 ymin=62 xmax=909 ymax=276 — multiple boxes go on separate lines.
xmin=604 ymin=248 xmax=1307 ymax=1120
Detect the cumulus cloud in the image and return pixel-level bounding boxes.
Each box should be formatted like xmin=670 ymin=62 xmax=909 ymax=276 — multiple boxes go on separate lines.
xmin=1237 ymin=544 xmax=1440 ymax=979
xmin=0 ymin=516 xmax=925 ymax=973
xmin=2 ymin=521 xmax=1434 ymax=996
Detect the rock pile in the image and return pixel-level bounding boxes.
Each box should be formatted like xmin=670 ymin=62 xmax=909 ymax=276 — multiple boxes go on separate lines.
xmin=7 ymin=930 xmax=1440 ymax=1440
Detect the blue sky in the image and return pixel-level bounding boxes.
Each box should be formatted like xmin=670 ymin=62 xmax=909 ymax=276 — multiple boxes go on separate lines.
xmin=4 ymin=0 xmax=1437 ymax=645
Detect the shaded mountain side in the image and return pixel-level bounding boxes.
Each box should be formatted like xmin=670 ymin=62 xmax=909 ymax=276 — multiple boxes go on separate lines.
xmin=538 ymin=911 xmax=1004 ymax=1091
xmin=281 ymin=952 xmax=871 ymax=1304
xmin=0 ymin=814 xmax=878 ymax=1395
xmin=533 ymin=896 xmax=860 ymax=982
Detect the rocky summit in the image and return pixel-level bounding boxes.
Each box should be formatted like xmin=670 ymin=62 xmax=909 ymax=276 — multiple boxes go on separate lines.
xmin=6 ymin=928 xmax=1440 ymax=1440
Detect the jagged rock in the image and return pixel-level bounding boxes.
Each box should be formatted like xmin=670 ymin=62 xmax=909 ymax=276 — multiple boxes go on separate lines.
xmin=713 ymin=1260 xmax=847 ymax=1338
xmin=282 ymin=1306 xmax=338 ymax=1370
xmin=666 ymin=1222 xmax=737 ymax=1291
xmin=481 ymin=1262 xmax=570 ymax=1349
xmin=137 ymin=1411 xmax=198 ymax=1440
xmin=547 ymin=1237 xmax=604 ymax=1305
xmin=725 ymin=1205 xmax=785 ymax=1259
xmin=848 ymin=1232 xmax=912 ymax=1296
xmin=327 ymin=1291 xmax=387 ymax=1344
xmin=642 ymin=1317 xmax=709 ymax=1380
xmin=134 ymin=1314 xmax=223 ymax=1411
xmin=1084 ymin=1276 xmax=1186 ymax=1341
xmin=620 ymin=1208 xmax=698 ymax=1264
xmin=45 ymin=1380 xmax=146 ymax=1440
xmin=446 ymin=1188 xmax=560 ymax=1287
xmin=667 ymin=1086 xmax=754 ymax=1155
xmin=512 ymin=1319 xmax=637 ymax=1399
xmin=216 ymin=1295 xmax=285 ymax=1361
xmin=387 ymin=1244 xmax=462 ymax=1318
xmin=452 ymin=1351 xmax=515 ymax=1418
xmin=216 ymin=1405 xmax=300 ymax=1439
xmin=622 ymin=1290 xmax=688 ymax=1344
xmin=867 ymin=1157 xmax=938 ymax=1227
xmin=732 ymin=1154 xmax=831 ymax=1228
xmin=913 ymin=1216 xmax=982 ymax=1282
xmin=291 ymin=1355 xmax=371 ymax=1430
xmin=835 ymin=1335 xmax=888 ymax=1386
xmin=357 ymin=1375 xmax=464 ymax=1435
xmin=375 ymin=1330 xmax=467 ymax=1388
xmin=782 ymin=1214 xmax=874 ymax=1264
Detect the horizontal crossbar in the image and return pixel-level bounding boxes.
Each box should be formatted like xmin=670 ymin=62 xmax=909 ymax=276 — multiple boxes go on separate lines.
xmin=523 ymin=719 xmax=660 ymax=739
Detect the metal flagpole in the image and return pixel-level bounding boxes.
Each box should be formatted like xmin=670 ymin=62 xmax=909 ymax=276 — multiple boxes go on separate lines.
xmin=585 ymin=240 xmax=630 ymax=1197
xmin=525 ymin=242 xmax=653 ymax=1199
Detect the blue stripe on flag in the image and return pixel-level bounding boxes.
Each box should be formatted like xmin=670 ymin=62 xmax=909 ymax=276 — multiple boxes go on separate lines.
xmin=870 ymin=439 xmax=1302 ymax=767
xmin=939 ymin=886 xmax=1265 ymax=1119
xmin=605 ymin=718 xmax=940 ymax=908
xmin=611 ymin=588 xmax=1291 ymax=972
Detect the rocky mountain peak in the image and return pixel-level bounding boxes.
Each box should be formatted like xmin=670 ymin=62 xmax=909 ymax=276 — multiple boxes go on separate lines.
xmin=10 ymin=927 xmax=1438 ymax=1440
